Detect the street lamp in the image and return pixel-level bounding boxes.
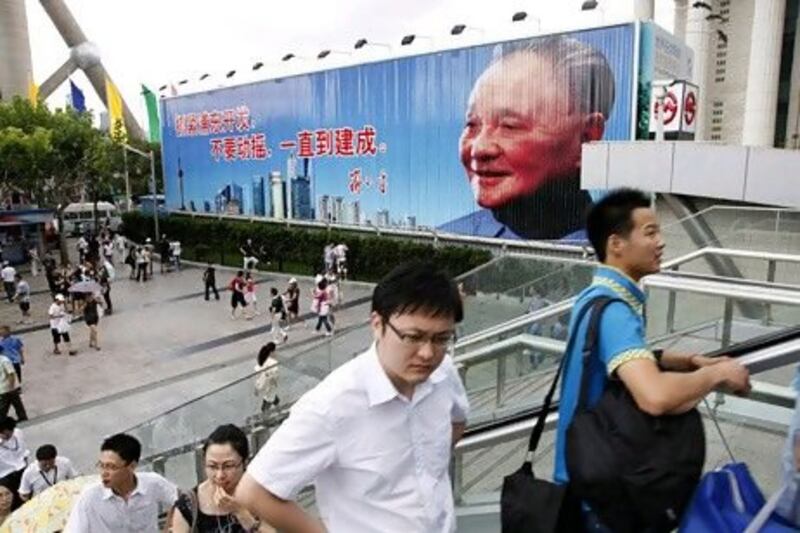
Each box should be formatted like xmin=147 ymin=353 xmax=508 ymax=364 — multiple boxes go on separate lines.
xmin=317 ymin=49 xmax=352 ymax=59
xmin=123 ymin=143 xmax=159 ymax=241
xmin=511 ymin=11 xmax=541 ymax=31
xmin=354 ymin=38 xmax=392 ymax=51
xmin=400 ymin=34 xmax=433 ymax=46
xmin=450 ymin=24 xmax=484 ymax=36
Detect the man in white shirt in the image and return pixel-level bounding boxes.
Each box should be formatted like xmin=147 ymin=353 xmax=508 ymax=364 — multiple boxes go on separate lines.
xmin=66 ymin=433 xmax=177 ymax=533
xmin=0 ymin=263 xmax=15 ymax=303
xmin=48 ymin=294 xmax=76 ymax=356
xmin=0 ymin=416 xmax=30 ymax=509
xmin=237 ymin=262 xmax=469 ymax=533
xmin=19 ymin=444 xmax=79 ymax=500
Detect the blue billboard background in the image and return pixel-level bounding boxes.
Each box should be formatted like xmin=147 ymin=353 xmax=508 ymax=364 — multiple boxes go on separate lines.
xmin=161 ymin=24 xmax=635 ymax=240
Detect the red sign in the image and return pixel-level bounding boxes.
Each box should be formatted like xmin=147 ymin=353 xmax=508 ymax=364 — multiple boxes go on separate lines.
xmin=683 ymin=91 xmax=697 ymax=126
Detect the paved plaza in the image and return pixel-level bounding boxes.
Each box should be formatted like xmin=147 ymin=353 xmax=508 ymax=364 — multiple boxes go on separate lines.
xmin=8 ymin=248 xmax=376 ymax=471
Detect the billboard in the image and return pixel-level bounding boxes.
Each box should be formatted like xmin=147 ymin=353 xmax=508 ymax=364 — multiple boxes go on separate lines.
xmin=161 ymin=24 xmax=637 ymax=241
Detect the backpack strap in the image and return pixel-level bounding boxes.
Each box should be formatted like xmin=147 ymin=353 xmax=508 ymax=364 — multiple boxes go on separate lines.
xmin=575 ymin=296 xmax=627 ymax=413
xmin=524 ymin=296 xmax=609 ymax=459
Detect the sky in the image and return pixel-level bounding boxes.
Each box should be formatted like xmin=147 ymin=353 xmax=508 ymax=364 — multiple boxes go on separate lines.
xmin=24 ymin=0 xmax=675 ymax=134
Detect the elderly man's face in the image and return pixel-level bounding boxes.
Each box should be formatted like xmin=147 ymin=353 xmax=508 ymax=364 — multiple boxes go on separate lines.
xmin=460 ymin=53 xmax=592 ymax=209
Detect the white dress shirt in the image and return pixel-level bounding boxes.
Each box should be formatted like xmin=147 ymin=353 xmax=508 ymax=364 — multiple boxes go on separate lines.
xmin=0 ymin=429 xmax=29 ymax=478
xmin=65 ymin=472 xmax=177 ymax=533
xmin=247 ymin=343 xmax=469 ymax=533
xmin=19 ymin=456 xmax=79 ymax=498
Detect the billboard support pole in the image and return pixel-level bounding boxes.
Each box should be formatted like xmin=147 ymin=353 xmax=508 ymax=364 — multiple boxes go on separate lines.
xmin=150 ymin=150 xmax=159 ymax=241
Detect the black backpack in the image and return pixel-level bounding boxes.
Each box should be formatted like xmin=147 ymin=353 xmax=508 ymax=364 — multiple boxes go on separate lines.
xmin=566 ymin=296 xmax=706 ymax=532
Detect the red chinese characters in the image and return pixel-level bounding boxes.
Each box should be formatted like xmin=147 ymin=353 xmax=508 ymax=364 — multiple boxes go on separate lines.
xmin=348 ymin=168 xmax=363 ymax=194
xmin=334 ymin=127 xmax=355 ymax=156
xmin=235 ymin=106 xmax=251 ymax=132
xmin=210 ymin=138 xmax=224 ymax=161
xmin=378 ymin=171 xmax=388 ymax=195
xmin=315 ymin=129 xmax=334 ymax=156
xmin=223 ymin=137 xmax=237 ymax=162
xmin=356 ymin=125 xmax=377 ymax=155
xmin=209 ymin=133 xmax=269 ymax=162
xmin=280 ymin=125 xmax=382 ymax=158
xmin=297 ymin=131 xmax=314 ymax=157
xmin=176 ymin=106 xmax=254 ymax=137
xmin=251 ymin=134 xmax=268 ymax=159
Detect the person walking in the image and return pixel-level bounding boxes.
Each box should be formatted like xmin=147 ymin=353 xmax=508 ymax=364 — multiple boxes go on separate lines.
xmin=168 ymin=425 xmax=272 ymax=533
xmin=135 ymin=247 xmax=148 ymax=283
xmin=245 ymin=273 xmax=260 ymax=318
xmin=284 ymin=278 xmax=300 ymax=329
xmin=99 ymin=264 xmax=113 ymax=315
xmin=240 ymin=239 xmax=259 ymax=272
xmin=311 ymin=279 xmax=333 ymax=336
xmin=126 ymin=246 xmax=137 ymax=280
xmin=0 ymin=326 xmax=24 ymax=384
xmin=203 ymin=263 xmax=219 ymax=301
xmin=158 ymin=235 xmax=170 ymax=274
xmin=48 ymin=294 xmax=76 ymax=356
xmin=27 ymin=245 xmax=40 ymax=277
xmin=268 ymin=288 xmax=288 ymax=343
xmin=0 ymin=263 xmax=15 ymax=304
xmin=66 ymin=433 xmax=177 ymax=532
xmin=230 ymin=271 xmax=248 ymax=320
xmin=144 ymin=238 xmax=155 ymax=278
xmin=254 ymin=343 xmax=279 ymax=414
xmin=19 ymin=444 xmax=79 ymax=501
xmin=102 ymin=239 xmax=114 ymax=266
xmin=0 ymin=417 xmax=30 ymax=510
xmin=83 ymin=293 xmax=103 ymax=351
xmin=12 ymin=274 xmax=30 ymax=324
xmin=0 ymin=349 xmax=26 ymax=422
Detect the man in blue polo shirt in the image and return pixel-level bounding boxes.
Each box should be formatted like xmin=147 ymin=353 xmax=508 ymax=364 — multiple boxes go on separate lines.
xmin=554 ymin=188 xmax=752 ymax=528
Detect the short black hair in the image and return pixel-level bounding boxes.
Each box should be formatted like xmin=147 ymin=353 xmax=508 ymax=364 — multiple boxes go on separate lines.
xmin=372 ymin=262 xmax=463 ymax=323
xmin=0 ymin=417 xmax=16 ymax=432
xmin=236 ymin=270 xmax=244 ymax=277
xmin=203 ymin=424 xmax=249 ymax=462
xmin=36 ymin=444 xmax=57 ymax=461
xmin=586 ymin=188 xmax=652 ymax=263
xmin=257 ymin=342 xmax=276 ymax=366
xmin=101 ymin=433 xmax=141 ymax=464
xmin=270 ymin=287 xmax=278 ymax=295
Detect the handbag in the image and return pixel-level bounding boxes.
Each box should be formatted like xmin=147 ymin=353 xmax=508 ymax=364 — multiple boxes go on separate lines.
xmin=679 ymin=463 xmax=798 ymax=533
xmin=565 ymin=296 xmax=706 ymax=533
xmin=500 ymin=300 xmax=602 ymax=533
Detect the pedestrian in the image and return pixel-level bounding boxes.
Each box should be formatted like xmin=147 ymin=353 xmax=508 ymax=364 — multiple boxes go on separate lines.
xmin=76 ymin=235 xmax=88 ymax=264
xmin=203 ymin=263 xmax=219 ymax=301
xmin=168 ymin=425 xmax=270 ymax=533
xmin=102 ymin=239 xmax=114 ymax=266
xmin=144 ymin=237 xmax=155 ymax=277
xmin=43 ymin=254 xmax=58 ymax=295
xmin=171 ymin=240 xmax=182 ymax=271
xmin=87 ymin=233 xmax=100 ymax=263
xmin=48 ymin=294 xmax=76 ymax=356
xmin=126 ymin=246 xmax=136 ymax=280
xmin=254 ymin=343 xmax=279 ymax=414
xmin=236 ymin=261 xmax=468 ymax=532
xmin=333 ymin=242 xmax=348 ymax=279
xmin=0 ymin=349 xmax=26 ymax=422
xmin=553 ymin=189 xmax=751 ymax=531
xmin=27 ymin=245 xmax=40 ymax=277
xmin=0 ymin=417 xmax=30 ymax=510
xmin=19 ymin=444 xmax=79 ymax=501
xmin=0 ymin=263 xmax=15 ymax=304
xmin=323 ymin=243 xmax=335 ymax=273
xmin=268 ymin=288 xmax=288 ymax=343
xmin=83 ymin=293 xmax=103 ymax=351
xmin=284 ymin=278 xmax=300 ymax=328
xmin=311 ymin=278 xmax=333 ymax=336
xmin=0 ymin=486 xmax=12 ymax=524
xmin=158 ymin=235 xmax=170 ymax=274
xmin=245 ymin=273 xmax=260 ymax=317
xmin=65 ymin=433 xmax=178 ymax=532
xmin=99 ymin=263 xmax=113 ymax=315
xmin=135 ymin=247 xmax=148 ymax=282
xmin=114 ymin=232 xmax=126 ymax=259
xmin=240 ymin=238 xmax=259 ymax=272
xmin=12 ymin=274 xmax=30 ymax=324
xmin=0 ymin=326 xmax=24 ymax=384
xmin=229 ymin=271 xmax=247 ymax=320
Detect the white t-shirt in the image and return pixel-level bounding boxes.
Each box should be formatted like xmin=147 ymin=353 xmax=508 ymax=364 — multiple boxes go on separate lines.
xmin=0 ymin=429 xmax=30 ymax=478
xmin=19 ymin=456 xmax=79 ymax=498
xmin=1 ymin=266 xmax=15 ymax=283
xmin=48 ymin=302 xmax=69 ymax=332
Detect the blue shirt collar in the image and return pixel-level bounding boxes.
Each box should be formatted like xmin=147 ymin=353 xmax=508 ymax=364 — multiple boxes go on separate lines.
xmin=591 ymin=266 xmax=646 ymax=314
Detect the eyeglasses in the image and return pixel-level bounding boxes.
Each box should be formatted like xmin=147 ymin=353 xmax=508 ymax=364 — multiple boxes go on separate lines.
xmin=384 ymin=320 xmax=456 ymax=348
xmin=95 ymin=461 xmax=126 ymax=472
xmin=204 ymin=462 xmax=243 ymax=473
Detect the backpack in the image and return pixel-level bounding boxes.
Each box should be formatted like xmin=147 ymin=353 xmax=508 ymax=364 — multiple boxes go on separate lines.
xmin=565 ymin=296 xmax=706 ymax=533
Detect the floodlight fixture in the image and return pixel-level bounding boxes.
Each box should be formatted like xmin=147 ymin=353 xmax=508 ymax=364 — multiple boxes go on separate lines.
xmin=581 ymin=1 xmax=599 ymax=11
xmin=511 ymin=11 xmax=527 ymax=22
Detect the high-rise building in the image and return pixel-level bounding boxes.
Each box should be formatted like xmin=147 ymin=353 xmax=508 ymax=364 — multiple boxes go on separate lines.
xmin=252 ymin=175 xmax=266 ymax=216
xmin=214 ymin=182 xmax=244 ymax=215
xmin=332 ymin=196 xmax=344 ymax=223
xmin=317 ymin=195 xmax=331 ymax=222
xmin=270 ymin=171 xmax=286 ymax=219
xmin=203 ymin=200 xmax=212 ymax=213
xmin=0 ymin=0 xmax=33 ymax=103
xmin=376 ymin=209 xmax=390 ymax=227
xmin=405 ymin=215 xmax=417 ymax=229
xmin=286 ymin=153 xmax=297 ymax=219
xmin=674 ymin=0 xmax=800 ymax=147
xmin=343 ymin=201 xmax=361 ymax=225
xmin=291 ymin=176 xmax=313 ymax=220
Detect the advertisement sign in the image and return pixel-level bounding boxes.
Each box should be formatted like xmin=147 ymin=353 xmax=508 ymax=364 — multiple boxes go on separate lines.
xmin=648 ymin=80 xmax=700 ymax=135
xmin=161 ymin=24 xmax=636 ymax=241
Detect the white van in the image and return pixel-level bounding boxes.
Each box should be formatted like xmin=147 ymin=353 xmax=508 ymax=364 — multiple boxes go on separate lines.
xmin=62 ymin=202 xmax=121 ymax=235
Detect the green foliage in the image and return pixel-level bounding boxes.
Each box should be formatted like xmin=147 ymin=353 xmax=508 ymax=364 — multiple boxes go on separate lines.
xmin=0 ymin=97 xmax=162 ymax=206
xmin=121 ymin=212 xmax=493 ymax=282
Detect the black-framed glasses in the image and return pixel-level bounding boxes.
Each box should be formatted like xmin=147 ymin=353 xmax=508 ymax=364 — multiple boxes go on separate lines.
xmin=385 ymin=320 xmax=456 ymax=348
xmin=204 ymin=461 xmax=243 ymax=473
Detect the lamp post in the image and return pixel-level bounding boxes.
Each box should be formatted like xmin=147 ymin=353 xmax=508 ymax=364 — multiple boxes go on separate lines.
xmin=123 ymin=143 xmax=159 ymax=241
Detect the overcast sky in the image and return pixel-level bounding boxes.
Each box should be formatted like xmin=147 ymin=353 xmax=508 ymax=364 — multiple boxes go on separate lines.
xmin=25 ymin=0 xmax=675 ymax=132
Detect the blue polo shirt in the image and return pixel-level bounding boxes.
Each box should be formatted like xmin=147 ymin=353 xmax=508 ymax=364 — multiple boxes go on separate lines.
xmin=553 ymin=266 xmax=656 ymax=484
xmin=0 ymin=336 xmax=23 ymax=365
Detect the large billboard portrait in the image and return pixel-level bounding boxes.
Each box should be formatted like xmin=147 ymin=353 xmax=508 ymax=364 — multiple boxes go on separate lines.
xmin=160 ymin=24 xmax=636 ymax=241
